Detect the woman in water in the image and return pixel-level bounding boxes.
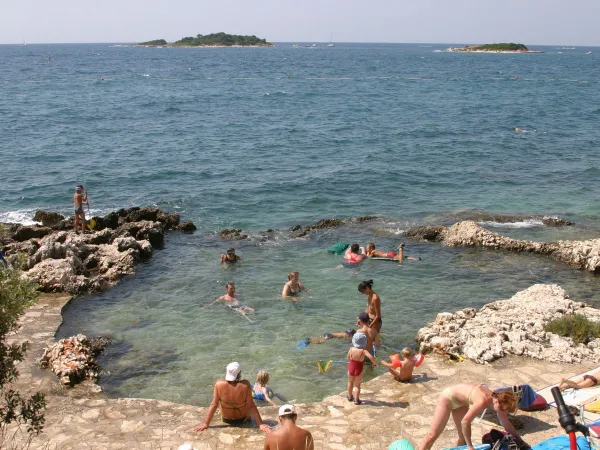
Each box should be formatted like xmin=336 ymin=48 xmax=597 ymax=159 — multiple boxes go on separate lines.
xmin=282 ymin=271 xmax=310 ymax=300
xmin=221 ymin=248 xmax=241 ymax=264
xmin=344 ymin=243 xmax=367 ymax=264
xmin=418 ymin=384 xmax=522 ymax=450
xmin=358 ymin=280 xmax=382 ymax=333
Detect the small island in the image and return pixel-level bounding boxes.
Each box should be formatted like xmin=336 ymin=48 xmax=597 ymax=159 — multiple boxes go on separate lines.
xmin=137 ymin=32 xmax=272 ymax=48
xmin=446 ymin=43 xmax=542 ymax=53
xmin=138 ymin=39 xmax=167 ymax=46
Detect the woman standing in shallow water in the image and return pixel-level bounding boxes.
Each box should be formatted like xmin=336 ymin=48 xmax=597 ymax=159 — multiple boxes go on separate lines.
xmin=358 ymin=280 xmax=382 ymax=333
xmin=282 ymin=271 xmax=310 ymax=300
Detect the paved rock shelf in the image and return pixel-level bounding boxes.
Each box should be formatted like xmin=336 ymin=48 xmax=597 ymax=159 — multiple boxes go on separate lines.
xmin=5 ymin=294 xmax=594 ymax=449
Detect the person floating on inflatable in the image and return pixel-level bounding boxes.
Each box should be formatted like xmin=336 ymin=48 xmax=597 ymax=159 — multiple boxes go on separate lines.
xmin=252 ymin=370 xmax=277 ymax=407
xmin=381 ymin=348 xmax=424 ymax=383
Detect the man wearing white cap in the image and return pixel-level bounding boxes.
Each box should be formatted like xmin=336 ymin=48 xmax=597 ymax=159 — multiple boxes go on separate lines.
xmin=194 ymin=362 xmax=270 ymax=433
xmin=264 ymin=404 xmax=314 ymax=450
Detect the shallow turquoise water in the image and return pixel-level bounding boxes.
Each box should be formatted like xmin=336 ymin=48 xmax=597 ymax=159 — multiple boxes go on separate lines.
xmin=1 ymin=43 xmax=600 ymax=405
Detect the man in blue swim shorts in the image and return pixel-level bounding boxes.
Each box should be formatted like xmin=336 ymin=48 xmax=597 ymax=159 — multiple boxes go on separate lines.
xmin=73 ymin=185 xmax=88 ymax=234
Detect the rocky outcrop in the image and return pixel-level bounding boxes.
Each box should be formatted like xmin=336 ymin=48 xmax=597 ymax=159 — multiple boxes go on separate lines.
xmin=1 ymin=208 xmax=195 ymax=294
xmin=406 ymin=220 xmax=600 ymax=273
xmin=449 ymin=210 xmax=573 ymax=227
xmin=218 ymin=215 xmax=379 ymax=241
xmin=39 ymin=334 xmax=110 ymax=385
xmin=417 ymin=284 xmax=600 ymax=364
xmin=33 ymin=210 xmax=65 ymax=227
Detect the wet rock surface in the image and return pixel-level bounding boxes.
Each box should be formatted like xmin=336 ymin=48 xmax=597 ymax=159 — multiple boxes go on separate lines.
xmin=218 ymin=215 xmax=380 ymax=241
xmin=405 ymin=220 xmax=600 ymax=273
xmin=1 ymin=207 xmax=195 ymax=294
xmin=449 ymin=210 xmax=574 ymax=227
xmin=417 ymin=284 xmax=600 ymax=364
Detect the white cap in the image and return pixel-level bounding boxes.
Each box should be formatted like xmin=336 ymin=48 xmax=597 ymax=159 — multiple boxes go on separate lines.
xmin=225 ymin=362 xmax=241 ymax=381
xmin=278 ymin=404 xmax=296 ymax=416
xmin=352 ymin=332 xmax=367 ymax=349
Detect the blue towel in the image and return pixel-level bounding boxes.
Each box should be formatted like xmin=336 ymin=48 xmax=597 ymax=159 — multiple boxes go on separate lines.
xmin=495 ymin=384 xmax=537 ymax=409
xmin=532 ymin=435 xmax=590 ymax=450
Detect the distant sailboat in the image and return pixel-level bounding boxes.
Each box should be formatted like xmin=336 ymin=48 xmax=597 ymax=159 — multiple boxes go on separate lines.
xmin=327 ymin=33 xmax=335 ymax=47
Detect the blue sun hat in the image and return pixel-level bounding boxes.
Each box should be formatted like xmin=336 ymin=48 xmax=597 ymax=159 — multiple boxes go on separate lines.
xmin=352 ymin=332 xmax=367 ymax=349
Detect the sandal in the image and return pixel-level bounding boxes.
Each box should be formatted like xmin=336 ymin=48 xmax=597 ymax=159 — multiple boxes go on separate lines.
xmin=354 ymin=399 xmax=362 ymax=405
xmin=347 ymin=395 xmax=354 ymax=402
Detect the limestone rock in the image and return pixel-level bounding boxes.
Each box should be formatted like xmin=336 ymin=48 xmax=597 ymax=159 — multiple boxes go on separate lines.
xmin=219 ymin=228 xmax=248 ymax=240
xmin=405 ymin=220 xmax=600 ymax=273
xmin=177 ymin=221 xmax=197 ymax=232
xmin=39 ymin=334 xmax=109 ymax=385
xmin=33 ymin=210 xmax=65 ymax=227
xmin=0 ymin=207 xmax=194 ymax=295
xmin=417 ymin=284 xmax=600 ymax=364
xmin=13 ymin=225 xmax=53 ymax=242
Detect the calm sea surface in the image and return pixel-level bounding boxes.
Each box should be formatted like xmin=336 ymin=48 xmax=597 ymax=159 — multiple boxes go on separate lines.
xmin=1 ymin=43 xmax=600 ymax=405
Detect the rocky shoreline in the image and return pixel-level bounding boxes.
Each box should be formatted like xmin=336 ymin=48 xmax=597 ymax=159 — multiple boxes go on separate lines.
xmin=405 ymin=220 xmax=600 ymax=273
xmin=1 ymin=207 xmax=196 ymax=294
xmin=417 ymin=284 xmax=600 ymax=364
xmin=6 ymin=289 xmax=598 ymax=449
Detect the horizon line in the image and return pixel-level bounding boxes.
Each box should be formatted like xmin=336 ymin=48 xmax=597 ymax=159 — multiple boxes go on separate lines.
xmin=1 ymin=40 xmax=598 ymax=47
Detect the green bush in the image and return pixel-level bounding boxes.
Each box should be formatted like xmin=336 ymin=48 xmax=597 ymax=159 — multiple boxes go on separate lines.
xmin=544 ymin=314 xmax=600 ymax=345
xmin=1 ymin=256 xmax=46 ymax=444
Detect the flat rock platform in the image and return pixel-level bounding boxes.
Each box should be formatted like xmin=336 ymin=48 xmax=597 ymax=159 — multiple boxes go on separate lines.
xmin=6 ymin=294 xmax=593 ymax=449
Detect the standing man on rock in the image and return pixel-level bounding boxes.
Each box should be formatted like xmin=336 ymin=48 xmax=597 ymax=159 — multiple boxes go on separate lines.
xmin=73 ymin=185 xmax=88 ymax=234
xmin=264 ymin=404 xmax=314 ymax=450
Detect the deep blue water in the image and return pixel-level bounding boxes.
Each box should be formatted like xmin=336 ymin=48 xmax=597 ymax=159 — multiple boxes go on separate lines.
xmin=1 ymin=43 xmax=600 ymax=405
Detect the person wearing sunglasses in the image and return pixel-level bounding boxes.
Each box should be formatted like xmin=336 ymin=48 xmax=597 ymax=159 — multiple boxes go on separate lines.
xmin=221 ymin=247 xmax=241 ymax=264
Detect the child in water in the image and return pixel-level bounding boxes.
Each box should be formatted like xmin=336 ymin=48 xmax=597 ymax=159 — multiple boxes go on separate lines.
xmin=253 ymin=370 xmax=277 ymax=407
xmin=381 ymin=347 xmax=416 ymax=383
xmin=347 ymin=332 xmax=377 ymax=405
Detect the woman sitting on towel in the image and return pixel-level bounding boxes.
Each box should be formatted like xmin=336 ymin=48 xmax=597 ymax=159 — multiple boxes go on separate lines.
xmin=418 ymin=383 xmax=522 ymax=450
xmin=559 ymin=370 xmax=600 ymax=391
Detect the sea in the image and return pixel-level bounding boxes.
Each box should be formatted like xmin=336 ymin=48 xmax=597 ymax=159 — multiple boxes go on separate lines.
xmin=1 ymin=42 xmax=599 ymax=406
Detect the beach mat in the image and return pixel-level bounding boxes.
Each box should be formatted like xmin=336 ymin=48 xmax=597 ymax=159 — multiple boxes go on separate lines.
xmin=537 ymin=366 xmax=600 ymax=422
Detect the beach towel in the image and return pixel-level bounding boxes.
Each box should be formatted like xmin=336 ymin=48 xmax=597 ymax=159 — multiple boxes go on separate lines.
xmin=532 ymin=435 xmax=590 ymax=450
xmin=496 ymin=385 xmax=538 ymax=410
xmin=536 ymin=366 xmax=600 ymax=422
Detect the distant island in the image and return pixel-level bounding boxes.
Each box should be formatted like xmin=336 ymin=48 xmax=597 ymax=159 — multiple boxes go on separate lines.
xmin=446 ymin=43 xmax=542 ymax=53
xmin=137 ymin=32 xmax=272 ymax=47
xmin=138 ymin=39 xmax=167 ymax=46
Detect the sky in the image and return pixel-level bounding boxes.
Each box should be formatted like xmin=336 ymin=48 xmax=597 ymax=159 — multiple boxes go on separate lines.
xmin=1 ymin=0 xmax=599 ymax=46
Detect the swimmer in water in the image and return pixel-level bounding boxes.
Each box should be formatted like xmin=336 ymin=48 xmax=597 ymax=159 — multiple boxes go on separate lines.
xmin=365 ymin=242 xmax=421 ymax=262
xmin=282 ymin=271 xmax=310 ymax=300
xmin=513 ymin=127 xmax=535 ymax=133
xmin=344 ymin=243 xmax=367 ymax=264
xmin=221 ymin=247 xmax=241 ymax=264
xmin=212 ymin=282 xmax=254 ymax=321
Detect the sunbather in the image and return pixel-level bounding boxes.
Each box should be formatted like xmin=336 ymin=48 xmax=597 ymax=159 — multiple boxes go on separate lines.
xmin=558 ymin=370 xmax=600 ymax=391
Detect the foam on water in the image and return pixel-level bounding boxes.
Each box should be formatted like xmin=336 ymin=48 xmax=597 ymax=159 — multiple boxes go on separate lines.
xmin=477 ymin=220 xmax=545 ymax=229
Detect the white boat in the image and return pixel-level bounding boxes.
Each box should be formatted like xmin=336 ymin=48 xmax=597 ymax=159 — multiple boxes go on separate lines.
xmin=327 ymin=33 xmax=335 ymax=47
xmin=586 ymin=51 xmax=593 ymax=54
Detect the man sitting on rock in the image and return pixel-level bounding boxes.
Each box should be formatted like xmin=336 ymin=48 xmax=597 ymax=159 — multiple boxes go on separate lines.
xmin=194 ymin=362 xmax=270 ymax=433
xmin=264 ymin=404 xmax=314 ymax=450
